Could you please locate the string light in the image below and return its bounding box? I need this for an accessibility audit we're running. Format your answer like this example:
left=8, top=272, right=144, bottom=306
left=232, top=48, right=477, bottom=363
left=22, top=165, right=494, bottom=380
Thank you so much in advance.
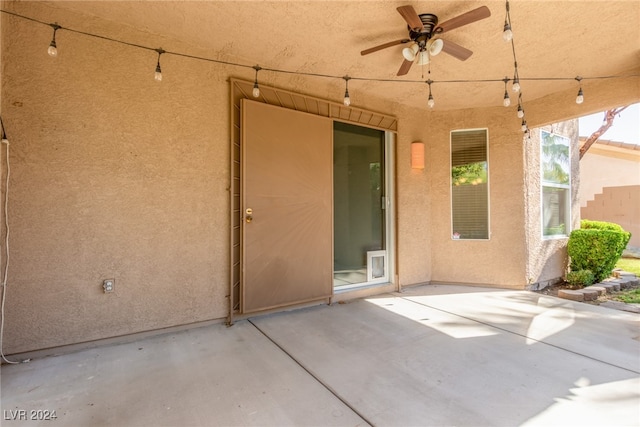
left=502, top=21, right=513, bottom=42
left=502, top=1, right=513, bottom=42
left=343, top=76, right=351, bottom=106
left=575, top=76, right=584, bottom=104
left=427, top=79, right=435, bottom=108
left=0, top=9, right=635, bottom=112
left=512, top=64, right=520, bottom=92
left=502, top=77, right=511, bottom=107
left=516, top=96, right=524, bottom=118
left=521, top=119, right=527, bottom=132
left=154, top=48, right=164, bottom=82
left=252, top=65, right=262, bottom=98
left=47, top=23, right=61, bottom=57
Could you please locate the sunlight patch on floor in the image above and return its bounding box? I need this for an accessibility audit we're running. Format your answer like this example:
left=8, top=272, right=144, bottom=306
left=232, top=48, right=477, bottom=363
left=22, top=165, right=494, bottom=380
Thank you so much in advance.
left=525, top=300, right=576, bottom=345
left=520, top=377, right=640, bottom=426
left=366, top=296, right=499, bottom=339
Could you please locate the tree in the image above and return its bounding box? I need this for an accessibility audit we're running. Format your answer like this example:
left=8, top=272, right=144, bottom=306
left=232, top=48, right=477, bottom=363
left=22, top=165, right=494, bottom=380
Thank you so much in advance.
left=579, top=106, right=629, bottom=160
left=541, top=131, right=570, bottom=184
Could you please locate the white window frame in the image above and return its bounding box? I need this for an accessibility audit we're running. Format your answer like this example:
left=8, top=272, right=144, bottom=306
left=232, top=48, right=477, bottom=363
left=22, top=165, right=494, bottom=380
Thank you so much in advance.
left=540, top=130, right=571, bottom=239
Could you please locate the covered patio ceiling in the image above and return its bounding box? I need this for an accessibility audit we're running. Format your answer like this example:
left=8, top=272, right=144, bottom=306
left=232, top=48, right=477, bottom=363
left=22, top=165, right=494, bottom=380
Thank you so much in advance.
left=4, top=1, right=640, bottom=112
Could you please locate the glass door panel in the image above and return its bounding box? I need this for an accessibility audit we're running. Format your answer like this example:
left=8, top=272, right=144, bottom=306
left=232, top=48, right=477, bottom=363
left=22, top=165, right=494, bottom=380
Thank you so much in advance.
left=333, top=122, right=387, bottom=289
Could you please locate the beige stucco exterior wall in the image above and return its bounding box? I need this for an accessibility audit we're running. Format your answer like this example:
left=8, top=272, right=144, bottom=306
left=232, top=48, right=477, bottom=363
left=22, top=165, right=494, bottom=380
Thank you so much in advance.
left=1, top=2, right=234, bottom=353
left=579, top=143, right=640, bottom=207
left=1, top=2, right=638, bottom=354
left=524, top=120, right=581, bottom=289
left=395, top=105, right=543, bottom=290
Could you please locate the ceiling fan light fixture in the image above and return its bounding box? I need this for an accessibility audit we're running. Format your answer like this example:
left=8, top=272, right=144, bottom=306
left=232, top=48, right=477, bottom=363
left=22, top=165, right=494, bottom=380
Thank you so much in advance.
left=427, top=38, right=444, bottom=56
left=416, top=50, right=430, bottom=66
left=402, top=43, right=420, bottom=61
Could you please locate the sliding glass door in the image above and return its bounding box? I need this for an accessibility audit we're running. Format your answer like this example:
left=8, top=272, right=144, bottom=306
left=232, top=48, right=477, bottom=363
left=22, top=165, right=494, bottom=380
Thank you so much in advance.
left=333, top=122, right=393, bottom=290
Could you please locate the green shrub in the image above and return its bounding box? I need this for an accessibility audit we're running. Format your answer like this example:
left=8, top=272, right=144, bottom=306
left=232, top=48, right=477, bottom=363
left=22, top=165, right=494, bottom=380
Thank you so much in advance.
left=581, top=220, right=631, bottom=261
left=581, top=219, right=625, bottom=232
left=565, top=269, right=595, bottom=289
left=568, top=223, right=631, bottom=282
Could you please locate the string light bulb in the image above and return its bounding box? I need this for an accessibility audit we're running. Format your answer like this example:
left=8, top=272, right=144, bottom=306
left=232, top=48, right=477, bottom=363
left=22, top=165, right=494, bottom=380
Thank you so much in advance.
left=521, top=119, right=527, bottom=132
left=512, top=68, right=520, bottom=92
left=503, top=1, right=513, bottom=42
left=154, top=48, right=165, bottom=82
left=48, top=23, right=61, bottom=57
left=502, top=21, right=513, bottom=42
left=343, top=76, right=351, bottom=106
left=516, top=93, right=524, bottom=118
left=426, top=79, right=435, bottom=108
left=575, top=77, right=584, bottom=104
left=252, top=65, right=262, bottom=98
left=502, top=77, right=511, bottom=107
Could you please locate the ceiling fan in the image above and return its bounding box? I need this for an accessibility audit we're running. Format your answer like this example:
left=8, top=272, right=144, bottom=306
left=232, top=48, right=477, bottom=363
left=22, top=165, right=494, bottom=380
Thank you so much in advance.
left=361, top=5, right=491, bottom=76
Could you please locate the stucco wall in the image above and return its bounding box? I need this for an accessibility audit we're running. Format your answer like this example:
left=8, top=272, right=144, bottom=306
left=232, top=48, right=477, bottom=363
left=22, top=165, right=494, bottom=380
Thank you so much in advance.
left=524, top=120, right=581, bottom=289
left=423, top=107, right=529, bottom=288
left=1, top=1, right=637, bottom=354
left=579, top=144, right=640, bottom=207
left=1, top=2, right=232, bottom=353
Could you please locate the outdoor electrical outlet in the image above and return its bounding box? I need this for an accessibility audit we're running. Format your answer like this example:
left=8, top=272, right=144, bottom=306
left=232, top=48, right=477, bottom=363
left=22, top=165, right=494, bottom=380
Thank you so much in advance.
left=103, top=279, right=115, bottom=293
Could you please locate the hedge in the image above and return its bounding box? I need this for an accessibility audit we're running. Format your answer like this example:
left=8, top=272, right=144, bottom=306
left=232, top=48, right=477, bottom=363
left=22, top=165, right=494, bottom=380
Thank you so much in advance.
left=568, top=221, right=631, bottom=282
left=580, top=220, right=625, bottom=232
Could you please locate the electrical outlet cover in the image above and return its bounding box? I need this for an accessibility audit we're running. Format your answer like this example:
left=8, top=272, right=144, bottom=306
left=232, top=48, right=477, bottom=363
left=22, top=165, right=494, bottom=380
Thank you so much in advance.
left=103, top=279, right=115, bottom=293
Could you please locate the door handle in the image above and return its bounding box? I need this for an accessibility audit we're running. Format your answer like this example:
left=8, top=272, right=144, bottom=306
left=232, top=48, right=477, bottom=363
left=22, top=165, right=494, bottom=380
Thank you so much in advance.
left=245, top=208, right=253, bottom=223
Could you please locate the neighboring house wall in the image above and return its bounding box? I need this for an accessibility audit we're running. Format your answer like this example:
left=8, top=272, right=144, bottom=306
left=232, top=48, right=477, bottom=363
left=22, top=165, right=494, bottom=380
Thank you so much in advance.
left=579, top=139, right=640, bottom=248
left=0, top=2, right=637, bottom=354
left=579, top=139, right=640, bottom=207
left=582, top=185, right=640, bottom=248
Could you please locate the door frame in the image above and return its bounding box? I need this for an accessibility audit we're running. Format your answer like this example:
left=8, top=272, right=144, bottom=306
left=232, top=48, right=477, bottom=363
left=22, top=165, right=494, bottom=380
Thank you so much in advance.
left=332, top=127, right=396, bottom=292
left=228, top=78, right=398, bottom=324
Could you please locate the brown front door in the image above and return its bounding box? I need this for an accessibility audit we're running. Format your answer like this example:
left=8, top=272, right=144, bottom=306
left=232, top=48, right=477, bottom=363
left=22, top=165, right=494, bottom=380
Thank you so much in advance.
left=241, top=100, right=333, bottom=313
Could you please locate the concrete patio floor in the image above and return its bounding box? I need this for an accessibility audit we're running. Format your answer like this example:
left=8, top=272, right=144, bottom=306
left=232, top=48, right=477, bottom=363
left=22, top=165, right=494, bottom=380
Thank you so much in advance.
left=2, top=285, right=639, bottom=427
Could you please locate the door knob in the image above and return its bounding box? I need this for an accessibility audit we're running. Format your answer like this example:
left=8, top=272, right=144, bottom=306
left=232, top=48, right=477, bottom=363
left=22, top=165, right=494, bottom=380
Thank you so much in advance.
left=245, top=208, right=253, bottom=223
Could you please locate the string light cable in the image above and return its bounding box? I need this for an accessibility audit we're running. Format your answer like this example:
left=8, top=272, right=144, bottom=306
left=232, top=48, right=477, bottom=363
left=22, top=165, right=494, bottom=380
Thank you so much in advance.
left=0, top=8, right=636, bottom=108
left=0, top=116, right=28, bottom=365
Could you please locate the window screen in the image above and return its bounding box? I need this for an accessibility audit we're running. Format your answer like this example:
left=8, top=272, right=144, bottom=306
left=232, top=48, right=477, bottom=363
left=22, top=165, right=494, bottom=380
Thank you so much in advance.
left=451, top=129, right=489, bottom=240
left=540, top=130, right=570, bottom=237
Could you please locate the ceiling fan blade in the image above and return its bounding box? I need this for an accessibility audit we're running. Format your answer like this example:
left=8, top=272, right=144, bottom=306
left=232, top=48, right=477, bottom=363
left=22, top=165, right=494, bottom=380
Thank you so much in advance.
left=361, top=39, right=411, bottom=56
left=441, top=39, right=473, bottom=61
left=397, top=59, right=414, bottom=76
left=397, top=5, right=424, bottom=31
left=436, top=6, right=491, bottom=34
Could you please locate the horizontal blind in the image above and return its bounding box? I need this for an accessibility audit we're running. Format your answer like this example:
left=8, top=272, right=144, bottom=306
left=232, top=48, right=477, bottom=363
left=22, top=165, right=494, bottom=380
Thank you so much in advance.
left=451, top=129, right=487, bottom=166
left=451, top=129, right=489, bottom=239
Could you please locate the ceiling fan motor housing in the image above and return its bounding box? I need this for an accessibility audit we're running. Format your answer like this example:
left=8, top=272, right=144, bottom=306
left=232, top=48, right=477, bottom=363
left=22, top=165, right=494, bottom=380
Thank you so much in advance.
left=408, top=13, right=439, bottom=41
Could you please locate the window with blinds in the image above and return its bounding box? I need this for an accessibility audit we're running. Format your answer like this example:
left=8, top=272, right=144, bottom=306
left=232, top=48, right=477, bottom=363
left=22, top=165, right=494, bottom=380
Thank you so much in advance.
left=451, top=129, right=489, bottom=240
left=540, top=130, right=570, bottom=237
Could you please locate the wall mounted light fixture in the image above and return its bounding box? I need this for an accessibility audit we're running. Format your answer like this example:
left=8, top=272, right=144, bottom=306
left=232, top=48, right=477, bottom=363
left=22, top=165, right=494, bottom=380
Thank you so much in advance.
left=411, top=141, right=425, bottom=169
